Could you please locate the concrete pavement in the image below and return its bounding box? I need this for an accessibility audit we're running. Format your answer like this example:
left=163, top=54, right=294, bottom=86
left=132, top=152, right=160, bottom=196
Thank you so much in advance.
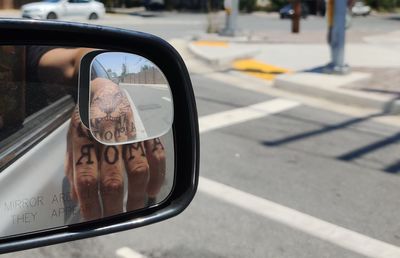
left=188, top=30, right=400, bottom=113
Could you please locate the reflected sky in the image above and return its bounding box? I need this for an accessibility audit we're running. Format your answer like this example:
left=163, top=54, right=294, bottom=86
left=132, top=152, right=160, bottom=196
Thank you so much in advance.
left=95, top=52, right=156, bottom=76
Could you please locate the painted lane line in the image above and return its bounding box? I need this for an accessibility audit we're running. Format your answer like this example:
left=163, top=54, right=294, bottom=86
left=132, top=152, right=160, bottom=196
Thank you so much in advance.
left=199, top=98, right=300, bottom=133
left=116, top=247, right=147, bottom=258
left=198, top=177, right=400, bottom=258
left=197, top=99, right=400, bottom=257
left=113, top=98, right=297, bottom=258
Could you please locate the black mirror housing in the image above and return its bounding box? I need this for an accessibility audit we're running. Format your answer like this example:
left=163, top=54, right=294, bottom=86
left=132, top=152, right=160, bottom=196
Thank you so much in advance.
left=0, top=19, right=199, bottom=253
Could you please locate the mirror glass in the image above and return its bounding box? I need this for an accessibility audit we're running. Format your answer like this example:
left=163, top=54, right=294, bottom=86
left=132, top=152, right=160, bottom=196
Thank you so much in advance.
left=88, top=52, right=174, bottom=145
left=0, top=46, right=175, bottom=238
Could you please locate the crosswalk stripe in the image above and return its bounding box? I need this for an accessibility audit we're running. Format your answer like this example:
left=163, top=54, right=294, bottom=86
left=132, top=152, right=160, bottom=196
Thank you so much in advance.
left=199, top=98, right=300, bottom=133
left=116, top=247, right=147, bottom=258
left=198, top=177, right=400, bottom=258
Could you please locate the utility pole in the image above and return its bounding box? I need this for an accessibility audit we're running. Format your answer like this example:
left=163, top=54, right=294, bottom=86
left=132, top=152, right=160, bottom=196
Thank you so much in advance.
left=220, top=0, right=239, bottom=36
left=326, top=0, right=349, bottom=74
left=292, top=0, right=301, bottom=33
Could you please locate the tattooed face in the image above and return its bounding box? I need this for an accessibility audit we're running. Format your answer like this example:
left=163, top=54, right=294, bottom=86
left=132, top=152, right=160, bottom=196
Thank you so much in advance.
left=89, top=78, right=136, bottom=143
left=91, top=89, right=124, bottom=120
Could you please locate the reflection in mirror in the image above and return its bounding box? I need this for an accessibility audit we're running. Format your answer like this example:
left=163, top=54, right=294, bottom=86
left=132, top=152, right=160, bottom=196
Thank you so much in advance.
left=0, top=46, right=174, bottom=239
left=89, top=52, right=174, bottom=145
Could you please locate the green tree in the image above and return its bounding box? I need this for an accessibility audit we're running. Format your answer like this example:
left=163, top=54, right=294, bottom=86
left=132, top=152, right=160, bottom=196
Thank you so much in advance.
left=240, top=0, right=257, bottom=12
left=364, top=0, right=399, bottom=11
left=269, top=0, right=288, bottom=11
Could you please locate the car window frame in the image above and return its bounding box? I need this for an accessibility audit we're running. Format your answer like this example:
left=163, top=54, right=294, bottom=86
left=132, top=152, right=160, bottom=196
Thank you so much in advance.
left=0, top=95, right=75, bottom=172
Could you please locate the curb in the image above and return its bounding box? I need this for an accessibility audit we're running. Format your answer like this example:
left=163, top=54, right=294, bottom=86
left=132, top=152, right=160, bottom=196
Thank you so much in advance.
left=187, top=42, right=260, bottom=70
left=274, top=72, right=400, bottom=114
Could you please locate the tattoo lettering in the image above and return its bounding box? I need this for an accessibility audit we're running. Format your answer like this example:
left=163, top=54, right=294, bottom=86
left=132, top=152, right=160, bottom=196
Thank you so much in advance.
left=104, top=146, right=119, bottom=165
left=152, top=138, right=164, bottom=153
left=124, top=143, right=145, bottom=161
left=89, top=119, right=101, bottom=139
left=104, top=131, right=113, bottom=141
left=76, top=144, right=95, bottom=165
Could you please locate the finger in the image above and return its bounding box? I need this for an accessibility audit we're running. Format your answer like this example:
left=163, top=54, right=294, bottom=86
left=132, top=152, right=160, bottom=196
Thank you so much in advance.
left=99, top=145, right=124, bottom=217
left=65, top=122, right=77, bottom=201
left=71, top=108, right=102, bottom=221
left=123, top=142, right=150, bottom=211
left=144, top=138, right=166, bottom=202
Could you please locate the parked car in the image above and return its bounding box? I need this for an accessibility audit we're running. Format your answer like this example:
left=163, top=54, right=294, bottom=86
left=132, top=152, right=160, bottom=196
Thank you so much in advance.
left=21, top=0, right=105, bottom=20
left=351, top=1, right=371, bottom=16
left=143, top=0, right=165, bottom=11
left=279, top=3, right=309, bottom=19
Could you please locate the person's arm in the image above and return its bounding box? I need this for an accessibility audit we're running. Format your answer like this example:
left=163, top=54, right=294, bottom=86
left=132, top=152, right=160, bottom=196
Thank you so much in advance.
left=36, top=48, right=93, bottom=100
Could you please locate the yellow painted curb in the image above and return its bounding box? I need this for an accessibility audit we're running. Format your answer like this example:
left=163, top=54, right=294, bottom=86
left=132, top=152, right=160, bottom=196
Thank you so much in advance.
left=193, top=41, right=229, bottom=47
left=233, top=59, right=291, bottom=80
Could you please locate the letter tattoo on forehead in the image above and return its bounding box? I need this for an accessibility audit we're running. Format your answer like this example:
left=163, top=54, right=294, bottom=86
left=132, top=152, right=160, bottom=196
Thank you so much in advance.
left=90, top=89, right=135, bottom=141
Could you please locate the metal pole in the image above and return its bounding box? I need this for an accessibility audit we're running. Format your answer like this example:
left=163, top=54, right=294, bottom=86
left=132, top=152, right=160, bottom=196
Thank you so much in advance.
left=220, top=0, right=239, bottom=36
left=292, top=0, right=301, bottom=33
left=327, top=0, right=349, bottom=74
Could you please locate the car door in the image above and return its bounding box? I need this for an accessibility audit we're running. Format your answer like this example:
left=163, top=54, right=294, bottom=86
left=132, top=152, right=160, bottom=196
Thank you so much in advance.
left=0, top=46, right=76, bottom=236
left=64, top=0, right=89, bottom=18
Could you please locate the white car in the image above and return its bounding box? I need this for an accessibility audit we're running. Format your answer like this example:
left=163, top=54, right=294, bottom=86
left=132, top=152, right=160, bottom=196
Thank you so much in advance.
left=21, top=0, right=105, bottom=20
left=351, top=1, right=371, bottom=16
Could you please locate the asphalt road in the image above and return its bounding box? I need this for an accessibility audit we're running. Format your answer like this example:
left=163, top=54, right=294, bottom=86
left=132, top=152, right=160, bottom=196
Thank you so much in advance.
left=120, top=83, right=173, bottom=139
left=5, top=70, right=400, bottom=258
left=2, top=11, right=400, bottom=258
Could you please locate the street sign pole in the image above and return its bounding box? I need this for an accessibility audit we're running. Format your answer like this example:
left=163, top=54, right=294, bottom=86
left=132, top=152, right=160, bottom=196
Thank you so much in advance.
left=326, top=0, right=349, bottom=74
left=220, top=0, right=239, bottom=36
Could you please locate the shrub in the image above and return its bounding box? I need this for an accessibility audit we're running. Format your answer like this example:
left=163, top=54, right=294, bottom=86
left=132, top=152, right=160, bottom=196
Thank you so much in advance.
left=240, top=0, right=257, bottom=12
left=364, top=0, right=400, bottom=11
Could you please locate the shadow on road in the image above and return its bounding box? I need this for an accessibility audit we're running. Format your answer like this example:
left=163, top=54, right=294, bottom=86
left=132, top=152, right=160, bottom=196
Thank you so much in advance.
left=385, top=16, right=400, bottom=21
left=262, top=112, right=400, bottom=174
left=337, top=132, right=400, bottom=174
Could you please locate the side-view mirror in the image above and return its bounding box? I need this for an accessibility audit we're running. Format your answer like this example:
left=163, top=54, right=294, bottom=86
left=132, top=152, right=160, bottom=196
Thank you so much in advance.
left=79, top=51, right=174, bottom=145
left=0, top=19, right=199, bottom=253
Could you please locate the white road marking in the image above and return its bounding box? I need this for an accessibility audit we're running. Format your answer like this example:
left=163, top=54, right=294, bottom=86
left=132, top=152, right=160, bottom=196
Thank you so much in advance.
left=198, top=177, right=400, bottom=258
left=115, top=98, right=400, bottom=257
left=116, top=247, right=147, bottom=258
left=199, top=98, right=300, bottom=133
left=197, top=99, right=400, bottom=257
left=162, top=97, right=171, bottom=102
left=122, top=89, right=148, bottom=139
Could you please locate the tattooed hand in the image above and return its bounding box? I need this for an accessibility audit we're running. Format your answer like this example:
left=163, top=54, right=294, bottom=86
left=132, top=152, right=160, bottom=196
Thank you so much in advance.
left=64, top=95, right=166, bottom=221
left=89, top=78, right=136, bottom=143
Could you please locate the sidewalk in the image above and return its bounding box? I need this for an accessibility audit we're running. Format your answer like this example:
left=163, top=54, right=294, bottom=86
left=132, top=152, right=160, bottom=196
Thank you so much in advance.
left=0, top=9, right=20, bottom=18
left=188, top=32, right=400, bottom=114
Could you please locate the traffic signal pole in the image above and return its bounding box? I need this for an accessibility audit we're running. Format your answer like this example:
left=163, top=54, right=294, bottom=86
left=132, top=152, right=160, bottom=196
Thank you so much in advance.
left=220, top=0, right=239, bottom=36
left=326, top=0, right=349, bottom=74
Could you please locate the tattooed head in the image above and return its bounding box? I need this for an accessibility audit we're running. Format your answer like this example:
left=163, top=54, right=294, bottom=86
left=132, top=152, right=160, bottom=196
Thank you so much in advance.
left=89, top=78, right=136, bottom=143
